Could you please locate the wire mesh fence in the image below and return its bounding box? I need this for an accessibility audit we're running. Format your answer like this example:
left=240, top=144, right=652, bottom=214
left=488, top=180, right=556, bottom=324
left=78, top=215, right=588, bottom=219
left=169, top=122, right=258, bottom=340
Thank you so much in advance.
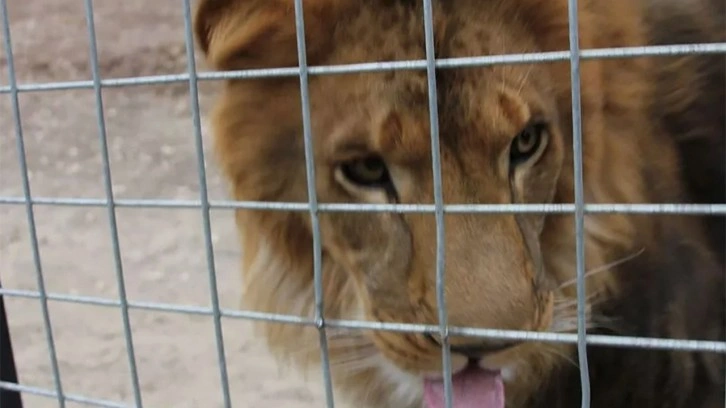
left=1, top=0, right=725, bottom=407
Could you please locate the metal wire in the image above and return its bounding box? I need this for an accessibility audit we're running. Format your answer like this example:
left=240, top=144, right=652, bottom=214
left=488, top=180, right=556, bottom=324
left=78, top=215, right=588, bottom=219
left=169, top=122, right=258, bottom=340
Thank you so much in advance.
left=565, top=0, right=591, bottom=406
left=723, top=38, right=726, bottom=408
left=1, top=0, right=66, bottom=406
left=1, top=0, right=725, bottom=406
left=2, top=196, right=725, bottom=215
left=420, top=0, right=454, bottom=407
left=1, top=286, right=725, bottom=353
left=0, top=381, right=128, bottom=408
left=180, top=1, right=233, bottom=406
left=292, top=0, right=336, bottom=406
left=0, top=43, right=724, bottom=94
left=82, top=1, right=144, bottom=406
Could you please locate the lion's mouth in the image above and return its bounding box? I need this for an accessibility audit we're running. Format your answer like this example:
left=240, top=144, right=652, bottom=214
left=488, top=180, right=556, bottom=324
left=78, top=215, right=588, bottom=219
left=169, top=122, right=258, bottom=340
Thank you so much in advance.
left=422, top=363, right=504, bottom=408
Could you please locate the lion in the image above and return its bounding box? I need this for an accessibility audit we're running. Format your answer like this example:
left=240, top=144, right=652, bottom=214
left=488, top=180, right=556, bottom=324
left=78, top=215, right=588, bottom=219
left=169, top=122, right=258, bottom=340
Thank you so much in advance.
left=192, top=0, right=726, bottom=407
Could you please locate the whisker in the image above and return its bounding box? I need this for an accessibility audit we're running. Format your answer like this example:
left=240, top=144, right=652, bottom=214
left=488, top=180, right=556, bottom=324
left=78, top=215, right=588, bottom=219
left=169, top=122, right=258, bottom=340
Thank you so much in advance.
left=540, top=343, right=579, bottom=369
left=554, top=290, right=600, bottom=306
left=330, top=354, right=377, bottom=367
left=558, top=247, right=645, bottom=290
left=326, top=330, right=373, bottom=340
left=331, top=357, right=379, bottom=372
left=285, top=338, right=374, bottom=361
left=551, top=299, right=619, bottom=334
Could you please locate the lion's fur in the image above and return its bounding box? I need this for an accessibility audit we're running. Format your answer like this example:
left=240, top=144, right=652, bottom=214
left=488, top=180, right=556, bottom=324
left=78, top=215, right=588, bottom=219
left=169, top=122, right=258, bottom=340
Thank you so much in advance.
left=193, top=0, right=725, bottom=406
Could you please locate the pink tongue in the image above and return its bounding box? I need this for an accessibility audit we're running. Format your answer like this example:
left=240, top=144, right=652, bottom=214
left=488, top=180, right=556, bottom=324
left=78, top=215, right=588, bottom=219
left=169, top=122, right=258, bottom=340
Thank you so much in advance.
left=423, top=366, right=504, bottom=408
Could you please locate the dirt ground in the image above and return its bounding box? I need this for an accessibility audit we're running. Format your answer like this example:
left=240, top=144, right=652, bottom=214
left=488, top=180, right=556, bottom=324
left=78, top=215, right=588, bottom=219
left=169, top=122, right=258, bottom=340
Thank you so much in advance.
left=0, top=1, right=326, bottom=407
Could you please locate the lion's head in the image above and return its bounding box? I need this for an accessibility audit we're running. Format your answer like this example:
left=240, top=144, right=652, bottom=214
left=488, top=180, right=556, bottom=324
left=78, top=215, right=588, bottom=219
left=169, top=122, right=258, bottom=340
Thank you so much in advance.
left=194, top=0, right=666, bottom=406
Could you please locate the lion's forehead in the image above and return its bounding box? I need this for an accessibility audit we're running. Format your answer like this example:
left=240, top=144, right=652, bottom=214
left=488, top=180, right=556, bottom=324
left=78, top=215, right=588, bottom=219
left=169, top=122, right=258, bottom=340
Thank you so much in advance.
left=306, top=4, right=547, bottom=155
left=326, top=1, right=537, bottom=63
left=301, top=2, right=552, bottom=191
left=309, top=68, right=540, bottom=169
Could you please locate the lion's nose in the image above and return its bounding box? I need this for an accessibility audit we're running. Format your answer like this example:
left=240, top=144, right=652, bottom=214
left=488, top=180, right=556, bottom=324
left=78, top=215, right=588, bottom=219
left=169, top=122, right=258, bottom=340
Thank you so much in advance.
left=424, top=333, right=519, bottom=359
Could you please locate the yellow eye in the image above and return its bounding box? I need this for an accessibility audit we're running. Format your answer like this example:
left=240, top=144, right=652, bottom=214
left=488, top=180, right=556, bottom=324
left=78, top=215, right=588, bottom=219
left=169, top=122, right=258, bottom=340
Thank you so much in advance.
left=340, top=156, right=390, bottom=187
left=510, top=122, right=547, bottom=165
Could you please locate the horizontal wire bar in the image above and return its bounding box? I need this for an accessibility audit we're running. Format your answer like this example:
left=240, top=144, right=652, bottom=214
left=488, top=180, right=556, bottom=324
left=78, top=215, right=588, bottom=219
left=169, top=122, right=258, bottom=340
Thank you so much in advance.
left=2, top=287, right=724, bottom=354
left=0, top=288, right=312, bottom=323
left=0, top=43, right=723, bottom=94
left=0, top=196, right=724, bottom=214
left=0, top=381, right=129, bottom=408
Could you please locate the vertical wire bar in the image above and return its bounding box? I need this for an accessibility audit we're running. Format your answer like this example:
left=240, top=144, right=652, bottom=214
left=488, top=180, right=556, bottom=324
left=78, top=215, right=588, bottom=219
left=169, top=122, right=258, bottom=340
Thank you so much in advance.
left=81, top=1, right=143, bottom=406
left=723, top=57, right=726, bottom=408
left=0, top=1, right=66, bottom=406
left=292, top=0, right=335, bottom=406
left=180, top=1, right=232, bottom=407
left=421, top=1, right=454, bottom=407
left=724, top=133, right=726, bottom=408
left=564, top=0, right=591, bottom=406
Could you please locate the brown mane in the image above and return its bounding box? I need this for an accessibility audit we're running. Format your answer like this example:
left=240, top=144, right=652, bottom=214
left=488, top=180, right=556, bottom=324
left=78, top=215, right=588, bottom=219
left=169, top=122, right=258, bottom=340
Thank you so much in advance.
left=193, top=0, right=725, bottom=406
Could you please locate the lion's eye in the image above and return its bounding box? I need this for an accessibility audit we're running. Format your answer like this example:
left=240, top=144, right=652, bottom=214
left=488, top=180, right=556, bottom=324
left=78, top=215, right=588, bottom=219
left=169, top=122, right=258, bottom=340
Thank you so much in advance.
left=340, top=156, right=391, bottom=188
left=510, top=122, right=547, bottom=165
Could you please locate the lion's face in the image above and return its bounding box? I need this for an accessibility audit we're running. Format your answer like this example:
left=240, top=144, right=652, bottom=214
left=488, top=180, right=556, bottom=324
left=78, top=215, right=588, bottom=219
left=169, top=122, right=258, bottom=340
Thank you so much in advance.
left=307, top=60, right=565, bottom=377
left=194, top=0, right=643, bottom=405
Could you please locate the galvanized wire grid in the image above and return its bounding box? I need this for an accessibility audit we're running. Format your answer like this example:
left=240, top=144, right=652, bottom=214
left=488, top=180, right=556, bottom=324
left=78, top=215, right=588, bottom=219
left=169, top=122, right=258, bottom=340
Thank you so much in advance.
left=1, top=0, right=726, bottom=407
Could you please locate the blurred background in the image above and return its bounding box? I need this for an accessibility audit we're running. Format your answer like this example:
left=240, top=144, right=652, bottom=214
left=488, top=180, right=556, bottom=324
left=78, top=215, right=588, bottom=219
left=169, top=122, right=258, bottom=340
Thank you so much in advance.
left=0, top=1, right=325, bottom=406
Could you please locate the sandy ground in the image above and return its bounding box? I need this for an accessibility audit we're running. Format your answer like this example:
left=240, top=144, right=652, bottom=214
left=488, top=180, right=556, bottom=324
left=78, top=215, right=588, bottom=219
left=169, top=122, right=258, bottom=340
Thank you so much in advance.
left=0, top=1, right=326, bottom=407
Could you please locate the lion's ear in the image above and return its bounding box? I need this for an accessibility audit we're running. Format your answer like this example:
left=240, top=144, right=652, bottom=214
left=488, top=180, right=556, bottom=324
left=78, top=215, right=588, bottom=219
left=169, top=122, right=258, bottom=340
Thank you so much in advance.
left=193, top=0, right=347, bottom=71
